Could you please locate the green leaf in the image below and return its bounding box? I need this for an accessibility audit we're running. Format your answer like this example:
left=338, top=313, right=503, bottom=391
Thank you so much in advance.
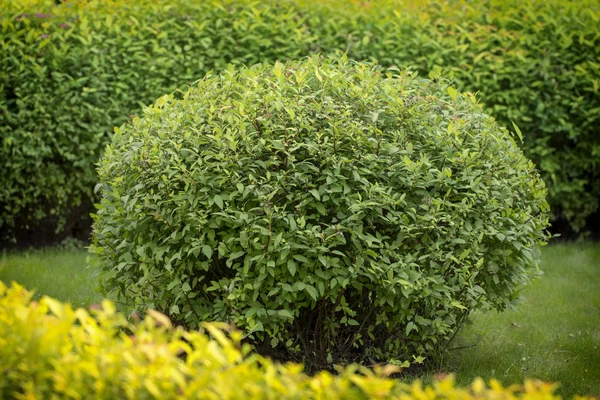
left=314, top=68, right=322, bottom=82
left=167, top=279, right=180, bottom=290
left=214, top=194, right=224, bottom=209
left=309, top=189, right=320, bottom=200
left=293, top=254, right=309, bottom=263
left=406, top=321, right=417, bottom=336
left=287, top=259, right=297, bottom=277
left=273, top=232, right=283, bottom=249
left=318, top=255, right=327, bottom=267
left=459, top=249, right=471, bottom=261
left=249, top=321, right=264, bottom=332
left=136, top=246, right=145, bottom=257
left=229, top=251, right=245, bottom=261
left=278, top=309, right=294, bottom=319
left=305, top=285, right=318, bottom=301
left=447, top=86, right=458, bottom=100
left=202, top=245, right=212, bottom=259
left=315, top=202, right=326, bottom=215
left=450, top=300, right=467, bottom=310
left=511, top=121, right=524, bottom=142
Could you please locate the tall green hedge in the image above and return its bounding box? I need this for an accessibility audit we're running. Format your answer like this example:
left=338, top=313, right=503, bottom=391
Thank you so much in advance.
left=1, top=0, right=598, bottom=244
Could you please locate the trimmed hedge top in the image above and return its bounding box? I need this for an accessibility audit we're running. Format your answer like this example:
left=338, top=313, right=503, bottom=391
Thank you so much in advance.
left=92, top=56, right=549, bottom=368
left=0, top=281, right=578, bottom=399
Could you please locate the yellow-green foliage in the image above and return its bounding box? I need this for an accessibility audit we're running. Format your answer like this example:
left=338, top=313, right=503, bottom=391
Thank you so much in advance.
left=0, top=281, right=590, bottom=399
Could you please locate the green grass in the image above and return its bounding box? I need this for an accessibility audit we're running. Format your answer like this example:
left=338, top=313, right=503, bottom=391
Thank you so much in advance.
left=0, top=243, right=598, bottom=397
left=0, top=248, right=101, bottom=308
left=443, top=243, right=600, bottom=397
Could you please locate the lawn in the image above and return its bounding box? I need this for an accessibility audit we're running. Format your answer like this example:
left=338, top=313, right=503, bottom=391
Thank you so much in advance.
left=1, top=242, right=598, bottom=397
left=0, top=247, right=101, bottom=308
left=444, top=243, right=600, bottom=397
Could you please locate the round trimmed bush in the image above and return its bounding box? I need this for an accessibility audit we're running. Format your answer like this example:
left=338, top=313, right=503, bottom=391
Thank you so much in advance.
left=91, top=56, right=549, bottom=369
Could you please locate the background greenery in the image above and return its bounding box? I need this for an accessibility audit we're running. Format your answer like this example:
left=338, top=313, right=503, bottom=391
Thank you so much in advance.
left=1, top=0, right=599, bottom=246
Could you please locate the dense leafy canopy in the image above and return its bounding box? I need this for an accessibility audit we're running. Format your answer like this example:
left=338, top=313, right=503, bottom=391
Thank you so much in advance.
left=92, top=57, right=549, bottom=368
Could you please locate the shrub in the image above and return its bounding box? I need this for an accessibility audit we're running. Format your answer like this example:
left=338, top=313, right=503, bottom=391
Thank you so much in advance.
left=0, top=281, right=576, bottom=399
left=0, top=0, right=597, bottom=245
left=91, top=57, right=549, bottom=368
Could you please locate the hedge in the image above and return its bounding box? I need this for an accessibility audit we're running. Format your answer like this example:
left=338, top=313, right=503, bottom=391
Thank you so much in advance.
left=91, top=56, right=549, bottom=368
left=0, top=0, right=598, bottom=245
left=0, top=281, right=586, bottom=399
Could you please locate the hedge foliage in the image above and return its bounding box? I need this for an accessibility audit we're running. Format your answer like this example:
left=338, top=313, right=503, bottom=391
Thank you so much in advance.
left=91, top=57, right=549, bottom=368
left=0, top=281, right=585, bottom=399
left=0, top=0, right=598, bottom=244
